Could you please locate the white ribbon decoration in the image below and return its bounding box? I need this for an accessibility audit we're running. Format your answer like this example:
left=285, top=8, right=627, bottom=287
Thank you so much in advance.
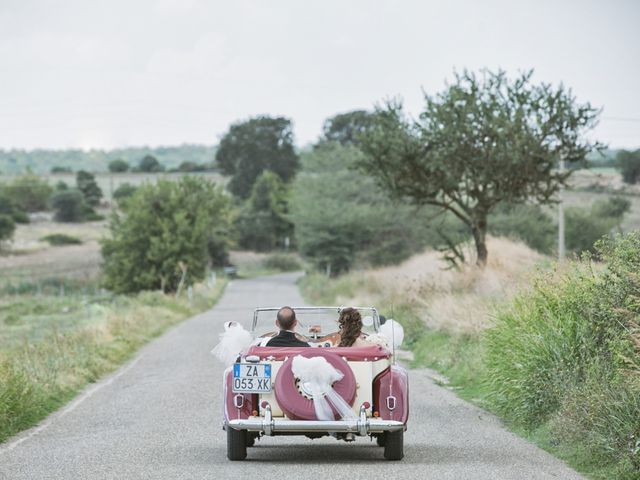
left=291, top=355, right=357, bottom=421
left=211, top=321, right=253, bottom=366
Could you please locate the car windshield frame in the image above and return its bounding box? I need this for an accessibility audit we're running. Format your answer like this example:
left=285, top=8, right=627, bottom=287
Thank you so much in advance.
left=251, top=306, right=380, bottom=336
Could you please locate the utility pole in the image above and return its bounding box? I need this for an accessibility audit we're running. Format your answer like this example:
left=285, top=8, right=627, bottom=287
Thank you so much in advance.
left=558, top=157, right=566, bottom=261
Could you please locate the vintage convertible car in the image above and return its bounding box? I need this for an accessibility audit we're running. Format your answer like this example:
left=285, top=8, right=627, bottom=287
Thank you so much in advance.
left=221, top=306, right=409, bottom=461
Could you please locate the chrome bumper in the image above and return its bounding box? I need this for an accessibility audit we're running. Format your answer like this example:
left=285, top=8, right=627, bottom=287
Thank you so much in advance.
left=226, top=404, right=404, bottom=436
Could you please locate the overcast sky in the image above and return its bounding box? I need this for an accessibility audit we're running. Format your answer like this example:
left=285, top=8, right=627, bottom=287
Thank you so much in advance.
left=1, top=0, right=639, bottom=150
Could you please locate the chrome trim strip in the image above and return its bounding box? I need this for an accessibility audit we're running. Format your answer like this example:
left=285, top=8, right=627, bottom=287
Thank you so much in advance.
left=226, top=418, right=404, bottom=434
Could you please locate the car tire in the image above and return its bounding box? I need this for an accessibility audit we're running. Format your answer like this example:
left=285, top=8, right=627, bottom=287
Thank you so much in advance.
left=376, top=433, right=386, bottom=447
left=383, top=430, right=404, bottom=460
left=227, top=428, right=247, bottom=461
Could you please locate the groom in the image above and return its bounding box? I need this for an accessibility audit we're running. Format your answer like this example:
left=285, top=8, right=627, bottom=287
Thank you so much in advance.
left=266, top=306, right=310, bottom=347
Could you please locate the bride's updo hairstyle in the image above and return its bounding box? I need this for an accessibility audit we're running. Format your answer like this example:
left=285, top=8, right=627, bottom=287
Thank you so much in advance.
left=337, top=307, right=362, bottom=347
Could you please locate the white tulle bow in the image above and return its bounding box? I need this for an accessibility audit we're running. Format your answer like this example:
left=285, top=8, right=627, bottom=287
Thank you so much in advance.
left=291, top=355, right=357, bottom=421
left=210, top=322, right=253, bottom=366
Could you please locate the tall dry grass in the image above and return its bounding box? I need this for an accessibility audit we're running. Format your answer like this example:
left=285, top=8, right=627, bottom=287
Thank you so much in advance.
left=0, top=281, right=226, bottom=443
left=325, top=237, right=545, bottom=334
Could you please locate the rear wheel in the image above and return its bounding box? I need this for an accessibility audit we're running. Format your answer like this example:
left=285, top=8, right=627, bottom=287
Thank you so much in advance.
left=383, top=430, right=404, bottom=460
left=226, top=428, right=247, bottom=460
left=376, top=434, right=386, bottom=447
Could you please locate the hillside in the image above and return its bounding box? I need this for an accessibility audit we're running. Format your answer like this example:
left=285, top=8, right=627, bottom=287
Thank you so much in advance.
left=0, top=144, right=217, bottom=175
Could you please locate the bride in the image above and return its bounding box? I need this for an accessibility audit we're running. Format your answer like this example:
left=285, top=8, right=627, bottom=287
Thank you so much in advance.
left=337, top=307, right=404, bottom=348
left=337, top=307, right=374, bottom=347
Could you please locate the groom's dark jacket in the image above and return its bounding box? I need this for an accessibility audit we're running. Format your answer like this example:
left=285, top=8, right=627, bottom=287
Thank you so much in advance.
left=266, top=330, right=310, bottom=347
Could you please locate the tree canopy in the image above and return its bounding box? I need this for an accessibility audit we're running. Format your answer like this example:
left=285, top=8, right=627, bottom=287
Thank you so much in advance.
left=290, top=143, right=443, bottom=275
left=0, top=214, right=15, bottom=245
left=320, top=110, right=377, bottom=146
left=235, top=171, right=293, bottom=251
left=108, top=159, right=130, bottom=173
left=616, top=149, right=640, bottom=185
left=50, top=189, right=86, bottom=222
left=3, top=173, right=52, bottom=212
left=76, top=170, right=103, bottom=207
left=137, top=155, right=164, bottom=173
left=101, top=177, right=232, bottom=293
left=358, top=69, right=602, bottom=265
left=216, top=116, right=299, bottom=199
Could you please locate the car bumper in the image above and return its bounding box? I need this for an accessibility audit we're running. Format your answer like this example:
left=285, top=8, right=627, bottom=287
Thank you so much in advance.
left=226, top=417, right=405, bottom=435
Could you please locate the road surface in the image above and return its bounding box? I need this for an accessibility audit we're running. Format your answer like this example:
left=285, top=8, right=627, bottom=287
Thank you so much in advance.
left=0, top=273, right=582, bottom=480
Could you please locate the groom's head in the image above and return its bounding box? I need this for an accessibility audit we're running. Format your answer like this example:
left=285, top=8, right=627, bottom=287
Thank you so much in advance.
left=276, top=306, right=296, bottom=331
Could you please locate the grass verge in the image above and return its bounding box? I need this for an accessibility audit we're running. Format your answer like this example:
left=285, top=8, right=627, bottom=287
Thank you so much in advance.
left=0, top=278, right=227, bottom=443
left=298, top=234, right=640, bottom=480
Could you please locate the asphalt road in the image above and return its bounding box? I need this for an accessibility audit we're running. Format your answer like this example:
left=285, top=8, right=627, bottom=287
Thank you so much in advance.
left=0, top=273, right=583, bottom=480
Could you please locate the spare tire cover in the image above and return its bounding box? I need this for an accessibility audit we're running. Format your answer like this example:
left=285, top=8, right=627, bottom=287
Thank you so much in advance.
left=274, top=349, right=357, bottom=420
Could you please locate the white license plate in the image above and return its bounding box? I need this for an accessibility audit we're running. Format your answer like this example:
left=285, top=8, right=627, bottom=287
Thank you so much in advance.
left=232, top=363, right=272, bottom=393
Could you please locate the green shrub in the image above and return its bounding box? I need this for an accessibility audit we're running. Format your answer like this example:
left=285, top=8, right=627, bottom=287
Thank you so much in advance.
left=112, top=183, right=137, bottom=204
left=108, top=159, right=129, bottom=173
left=489, top=203, right=556, bottom=253
left=76, top=170, right=102, bottom=207
left=40, top=233, right=83, bottom=246
left=565, top=196, right=630, bottom=255
left=0, top=214, right=15, bottom=243
left=0, top=189, right=29, bottom=224
left=82, top=208, right=104, bottom=222
left=262, top=253, right=302, bottom=272
left=235, top=171, right=293, bottom=252
left=4, top=174, right=53, bottom=212
left=101, top=177, right=232, bottom=293
left=50, top=189, right=87, bottom=222
left=484, top=232, right=640, bottom=473
left=565, top=206, right=613, bottom=255
left=617, top=149, right=640, bottom=185
left=137, top=155, right=164, bottom=172
left=176, top=161, right=209, bottom=172
left=290, top=143, right=446, bottom=274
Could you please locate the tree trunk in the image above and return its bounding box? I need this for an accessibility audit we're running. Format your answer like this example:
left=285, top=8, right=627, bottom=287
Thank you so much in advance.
left=472, top=216, right=488, bottom=267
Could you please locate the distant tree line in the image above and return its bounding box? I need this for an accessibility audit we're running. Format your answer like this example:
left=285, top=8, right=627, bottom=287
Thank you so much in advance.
left=0, top=144, right=217, bottom=175
left=107, top=155, right=216, bottom=174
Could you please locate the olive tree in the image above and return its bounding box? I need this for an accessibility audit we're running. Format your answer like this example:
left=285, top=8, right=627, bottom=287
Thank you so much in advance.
left=358, top=70, right=602, bottom=265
